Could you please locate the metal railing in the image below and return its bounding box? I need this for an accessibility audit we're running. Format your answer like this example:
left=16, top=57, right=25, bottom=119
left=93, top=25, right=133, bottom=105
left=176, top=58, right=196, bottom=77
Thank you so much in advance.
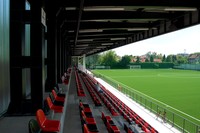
left=94, top=72, right=200, bottom=133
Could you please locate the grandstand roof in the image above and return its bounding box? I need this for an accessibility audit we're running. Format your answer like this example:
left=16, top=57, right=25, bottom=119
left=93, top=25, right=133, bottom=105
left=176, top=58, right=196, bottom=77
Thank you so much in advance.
left=44, top=0, right=200, bottom=56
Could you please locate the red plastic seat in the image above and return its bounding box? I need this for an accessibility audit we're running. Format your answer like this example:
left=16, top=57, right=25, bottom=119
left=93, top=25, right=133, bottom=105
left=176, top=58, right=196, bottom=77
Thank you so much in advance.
left=101, top=112, right=112, bottom=121
left=81, top=110, right=96, bottom=124
left=110, top=125, right=120, bottom=133
left=128, top=128, right=134, bottom=133
left=83, top=124, right=99, bottom=133
left=36, top=109, right=60, bottom=132
left=142, top=126, right=151, bottom=133
left=150, top=128, right=156, bottom=133
left=101, top=112, right=105, bottom=120
left=52, top=89, right=65, bottom=102
left=46, top=97, right=63, bottom=113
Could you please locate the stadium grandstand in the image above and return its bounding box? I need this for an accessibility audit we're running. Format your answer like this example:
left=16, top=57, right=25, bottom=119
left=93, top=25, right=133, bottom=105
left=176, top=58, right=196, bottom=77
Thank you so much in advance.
left=0, top=0, right=200, bottom=133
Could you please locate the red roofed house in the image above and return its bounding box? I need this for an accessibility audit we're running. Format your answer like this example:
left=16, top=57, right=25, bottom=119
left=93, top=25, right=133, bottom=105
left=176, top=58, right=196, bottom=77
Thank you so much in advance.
left=153, top=59, right=162, bottom=63
left=188, top=54, right=200, bottom=64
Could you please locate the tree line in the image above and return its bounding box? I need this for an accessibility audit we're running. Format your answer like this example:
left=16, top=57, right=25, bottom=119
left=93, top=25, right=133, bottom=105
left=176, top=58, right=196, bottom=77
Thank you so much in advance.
left=85, top=50, right=197, bottom=69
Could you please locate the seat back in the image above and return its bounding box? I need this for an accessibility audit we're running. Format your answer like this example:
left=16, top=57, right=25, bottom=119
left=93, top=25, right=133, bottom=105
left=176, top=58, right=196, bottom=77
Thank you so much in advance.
left=52, top=89, right=58, bottom=99
left=49, top=92, right=55, bottom=102
left=36, top=109, right=46, bottom=128
left=43, top=99, right=50, bottom=114
left=28, top=119, right=41, bottom=133
left=46, top=97, right=53, bottom=108
left=150, top=128, right=156, bottom=133
left=55, top=84, right=60, bottom=91
left=101, top=112, right=105, bottom=120
left=83, top=124, right=89, bottom=133
left=54, top=87, right=59, bottom=94
left=81, top=110, right=86, bottom=119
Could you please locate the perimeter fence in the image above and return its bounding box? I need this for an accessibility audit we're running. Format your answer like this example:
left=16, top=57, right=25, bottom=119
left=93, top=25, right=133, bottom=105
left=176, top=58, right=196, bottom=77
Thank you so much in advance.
left=93, top=72, right=200, bottom=133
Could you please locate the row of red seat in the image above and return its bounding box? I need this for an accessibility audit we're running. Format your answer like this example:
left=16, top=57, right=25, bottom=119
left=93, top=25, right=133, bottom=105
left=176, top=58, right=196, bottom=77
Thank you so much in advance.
left=31, top=87, right=66, bottom=133
left=38, top=86, right=67, bottom=132
left=46, top=89, right=65, bottom=113
left=36, top=109, right=61, bottom=132
left=124, top=123, right=134, bottom=133
left=101, top=112, right=120, bottom=133
left=83, top=74, right=119, bottom=116
left=80, top=73, right=102, bottom=106
left=29, top=70, right=69, bottom=133
left=79, top=102, right=99, bottom=133
left=85, top=73, right=157, bottom=133
left=36, top=86, right=67, bottom=132
left=75, top=70, right=86, bottom=96
left=46, top=96, right=63, bottom=113
left=104, top=90, right=156, bottom=133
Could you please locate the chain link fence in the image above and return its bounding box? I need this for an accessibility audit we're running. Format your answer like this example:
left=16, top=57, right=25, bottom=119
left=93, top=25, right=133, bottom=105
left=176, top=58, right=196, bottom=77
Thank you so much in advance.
left=174, top=64, right=200, bottom=71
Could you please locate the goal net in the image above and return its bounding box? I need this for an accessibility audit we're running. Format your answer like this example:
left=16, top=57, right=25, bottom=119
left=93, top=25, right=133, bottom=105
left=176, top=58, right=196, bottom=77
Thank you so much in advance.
left=94, top=65, right=111, bottom=69
left=129, top=65, right=141, bottom=69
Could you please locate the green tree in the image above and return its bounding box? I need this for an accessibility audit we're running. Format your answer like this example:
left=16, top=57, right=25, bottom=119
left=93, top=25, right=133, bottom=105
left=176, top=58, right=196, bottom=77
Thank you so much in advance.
left=157, top=53, right=163, bottom=59
left=86, top=54, right=100, bottom=68
left=162, top=55, right=166, bottom=62
left=100, top=50, right=118, bottom=68
left=150, top=55, right=154, bottom=62
left=176, top=55, right=188, bottom=64
left=172, top=55, right=177, bottom=63
left=145, top=58, right=149, bottom=62
left=136, top=56, right=140, bottom=63
left=152, top=52, right=157, bottom=58
left=119, top=55, right=131, bottom=68
left=145, top=51, right=152, bottom=59
left=166, top=55, right=173, bottom=62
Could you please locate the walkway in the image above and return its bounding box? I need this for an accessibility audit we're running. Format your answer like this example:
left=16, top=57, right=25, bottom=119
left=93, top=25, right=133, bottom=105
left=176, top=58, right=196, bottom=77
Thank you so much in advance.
left=63, top=69, right=126, bottom=133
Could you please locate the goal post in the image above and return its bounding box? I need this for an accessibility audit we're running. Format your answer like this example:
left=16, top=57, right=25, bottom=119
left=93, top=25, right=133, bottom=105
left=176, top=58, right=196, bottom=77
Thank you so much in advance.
left=94, top=65, right=110, bottom=69
left=129, top=65, right=141, bottom=69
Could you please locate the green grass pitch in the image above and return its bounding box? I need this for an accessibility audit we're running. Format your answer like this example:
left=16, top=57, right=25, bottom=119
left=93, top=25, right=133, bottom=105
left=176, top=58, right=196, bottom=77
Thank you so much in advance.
left=92, top=69, right=200, bottom=125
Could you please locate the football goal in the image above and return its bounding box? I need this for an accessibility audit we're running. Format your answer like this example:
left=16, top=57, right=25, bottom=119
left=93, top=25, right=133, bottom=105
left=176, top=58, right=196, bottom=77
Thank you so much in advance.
left=129, top=65, right=141, bottom=69
left=95, top=65, right=111, bottom=69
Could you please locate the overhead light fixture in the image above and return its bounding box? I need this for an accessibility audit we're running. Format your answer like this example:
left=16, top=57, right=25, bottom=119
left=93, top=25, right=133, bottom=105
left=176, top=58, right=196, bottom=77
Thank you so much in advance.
left=93, top=48, right=101, bottom=50
left=111, top=38, right=126, bottom=40
left=68, top=30, right=74, bottom=33
left=151, top=27, right=157, bottom=30
left=79, top=29, right=103, bottom=33
left=77, top=39, right=93, bottom=42
left=164, top=7, right=197, bottom=11
left=101, top=43, right=113, bottom=45
left=65, top=7, right=76, bottom=10
left=84, top=6, right=124, bottom=11
left=96, top=46, right=106, bottom=48
left=127, top=28, right=149, bottom=31
left=75, top=47, right=86, bottom=49
left=82, top=20, right=108, bottom=22
left=76, top=44, right=89, bottom=47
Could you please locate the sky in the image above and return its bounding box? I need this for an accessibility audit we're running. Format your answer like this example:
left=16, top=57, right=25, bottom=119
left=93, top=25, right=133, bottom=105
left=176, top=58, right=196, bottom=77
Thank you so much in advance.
left=113, top=24, right=200, bottom=56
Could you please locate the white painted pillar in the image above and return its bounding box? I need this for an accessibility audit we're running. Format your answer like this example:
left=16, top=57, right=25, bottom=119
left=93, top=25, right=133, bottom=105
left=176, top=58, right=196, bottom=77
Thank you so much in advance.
left=77, top=56, right=80, bottom=68
left=83, top=54, right=86, bottom=72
